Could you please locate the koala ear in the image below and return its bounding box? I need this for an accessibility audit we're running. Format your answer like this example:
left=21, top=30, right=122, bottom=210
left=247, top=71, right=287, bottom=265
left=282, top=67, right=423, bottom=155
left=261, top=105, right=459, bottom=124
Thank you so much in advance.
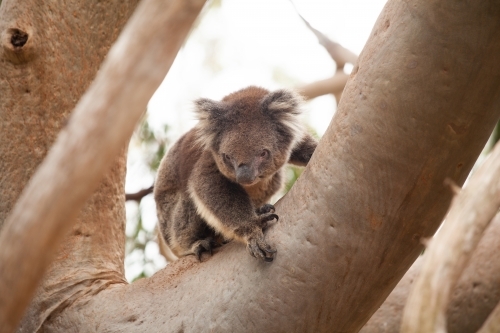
left=194, top=98, right=226, bottom=150
left=194, top=98, right=225, bottom=121
left=261, top=89, right=303, bottom=143
left=261, top=89, right=303, bottom=116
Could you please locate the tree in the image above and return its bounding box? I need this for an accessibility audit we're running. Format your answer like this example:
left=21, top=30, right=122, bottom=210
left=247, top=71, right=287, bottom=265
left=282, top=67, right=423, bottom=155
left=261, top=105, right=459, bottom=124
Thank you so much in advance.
left=1, top=1, right=500, bottom=332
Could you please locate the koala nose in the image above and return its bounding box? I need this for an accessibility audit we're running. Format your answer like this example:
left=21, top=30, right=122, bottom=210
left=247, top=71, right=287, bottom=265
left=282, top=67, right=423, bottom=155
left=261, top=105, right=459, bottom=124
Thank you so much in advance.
left=235, top=164, right=257, bottom=185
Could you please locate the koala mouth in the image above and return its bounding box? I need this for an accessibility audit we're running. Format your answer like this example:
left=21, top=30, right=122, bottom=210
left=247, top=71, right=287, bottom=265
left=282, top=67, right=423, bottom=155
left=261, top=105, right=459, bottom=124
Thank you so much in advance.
left=240, top=179, right=260, bottom=187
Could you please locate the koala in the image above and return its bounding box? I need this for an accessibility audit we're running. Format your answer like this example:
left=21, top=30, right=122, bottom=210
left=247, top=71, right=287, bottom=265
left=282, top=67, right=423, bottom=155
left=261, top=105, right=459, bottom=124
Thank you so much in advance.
left=154, top=86, right=317, bottom=262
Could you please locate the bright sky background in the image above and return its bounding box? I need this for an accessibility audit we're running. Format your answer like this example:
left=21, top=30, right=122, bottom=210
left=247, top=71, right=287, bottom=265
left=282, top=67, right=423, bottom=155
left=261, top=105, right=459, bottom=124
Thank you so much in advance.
left=148, top=0, right=388, bottom=139
left=125, top=0, right=388, bottom=281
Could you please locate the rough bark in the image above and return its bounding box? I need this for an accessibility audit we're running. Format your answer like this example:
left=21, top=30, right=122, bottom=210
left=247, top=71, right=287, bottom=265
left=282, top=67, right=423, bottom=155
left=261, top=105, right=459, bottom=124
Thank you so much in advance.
left=361, top=212, right=500, bottom=333
left=1, top=0, right=500, bottom=332
left=0, top=0, right=204, bottom=332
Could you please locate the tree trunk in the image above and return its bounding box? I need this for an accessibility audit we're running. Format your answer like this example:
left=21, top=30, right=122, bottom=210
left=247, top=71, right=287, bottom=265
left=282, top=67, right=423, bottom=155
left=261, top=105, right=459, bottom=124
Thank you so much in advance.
left=0, top=1, right=140, bottom=330
left=1, top=0, right=500, bottom=332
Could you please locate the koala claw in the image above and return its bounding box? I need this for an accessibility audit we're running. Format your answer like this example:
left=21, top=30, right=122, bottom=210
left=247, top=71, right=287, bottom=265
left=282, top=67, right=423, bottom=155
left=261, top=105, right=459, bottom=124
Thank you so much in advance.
left=259, top=213, right=279, bottom=229
left=256, top=204, right=275, bottom=215
left=247, top=233, right=276, bottom=262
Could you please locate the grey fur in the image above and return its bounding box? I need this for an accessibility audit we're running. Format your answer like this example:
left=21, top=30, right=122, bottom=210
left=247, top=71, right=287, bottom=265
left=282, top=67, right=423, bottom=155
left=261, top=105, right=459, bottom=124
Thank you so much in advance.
left=154, top=86, right=317, bottom=262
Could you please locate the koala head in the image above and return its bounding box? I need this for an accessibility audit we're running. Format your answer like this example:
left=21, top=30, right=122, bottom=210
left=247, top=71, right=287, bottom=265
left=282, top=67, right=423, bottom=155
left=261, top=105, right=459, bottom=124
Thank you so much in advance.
left=194, top=86, right=304, bottom=185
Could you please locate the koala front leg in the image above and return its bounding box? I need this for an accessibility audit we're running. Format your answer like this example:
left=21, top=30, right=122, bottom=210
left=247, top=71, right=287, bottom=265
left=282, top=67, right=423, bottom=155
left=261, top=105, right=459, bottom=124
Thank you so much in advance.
left=288, top=133, right=318, bottom=166
left=189, top=161, right=278, bottom=262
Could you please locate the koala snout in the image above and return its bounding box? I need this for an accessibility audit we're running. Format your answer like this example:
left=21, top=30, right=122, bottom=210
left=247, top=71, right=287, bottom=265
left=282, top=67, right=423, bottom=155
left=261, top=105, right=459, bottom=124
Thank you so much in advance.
left=236, top=165, right=258, bottom=185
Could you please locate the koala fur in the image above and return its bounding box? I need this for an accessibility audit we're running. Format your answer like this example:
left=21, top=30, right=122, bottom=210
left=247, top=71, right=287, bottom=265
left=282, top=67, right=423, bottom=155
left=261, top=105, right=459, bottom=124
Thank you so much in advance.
left=154, top=86, right=317, bottom=262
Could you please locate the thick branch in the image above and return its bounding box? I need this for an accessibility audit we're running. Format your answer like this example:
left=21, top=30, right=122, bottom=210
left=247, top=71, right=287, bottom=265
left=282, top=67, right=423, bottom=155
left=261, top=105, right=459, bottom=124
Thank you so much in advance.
left=402, top=142, right=500, bottom=332
left=0, top=0, right=204, bottom=331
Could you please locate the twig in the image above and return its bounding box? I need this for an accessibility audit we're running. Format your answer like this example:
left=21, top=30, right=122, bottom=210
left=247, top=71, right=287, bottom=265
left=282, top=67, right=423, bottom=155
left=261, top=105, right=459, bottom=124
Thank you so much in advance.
left=126, top=185, right=154, bottom=202
left=288, top=0, right=358, bottom=69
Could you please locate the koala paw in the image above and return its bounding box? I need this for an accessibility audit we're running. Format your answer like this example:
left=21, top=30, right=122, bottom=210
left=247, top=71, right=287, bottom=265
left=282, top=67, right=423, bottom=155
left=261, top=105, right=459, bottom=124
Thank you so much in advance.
left=247, top=230, right=277, bottom=262
left=192, top=237, right=216, bottom=262
left=256, top=203, right=275, bottom=215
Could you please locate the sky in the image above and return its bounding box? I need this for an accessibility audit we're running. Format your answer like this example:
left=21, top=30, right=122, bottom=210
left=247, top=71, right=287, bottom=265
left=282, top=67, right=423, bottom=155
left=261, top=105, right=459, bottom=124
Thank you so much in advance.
left=124, top=0, right=388, bottom=281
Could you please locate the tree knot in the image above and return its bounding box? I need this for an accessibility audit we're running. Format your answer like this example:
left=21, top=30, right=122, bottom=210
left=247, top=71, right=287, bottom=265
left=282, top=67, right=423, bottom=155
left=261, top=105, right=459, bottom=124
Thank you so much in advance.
left=2, top=26, right=35, bottom=64
left=10, top=28, right=29, bottom=48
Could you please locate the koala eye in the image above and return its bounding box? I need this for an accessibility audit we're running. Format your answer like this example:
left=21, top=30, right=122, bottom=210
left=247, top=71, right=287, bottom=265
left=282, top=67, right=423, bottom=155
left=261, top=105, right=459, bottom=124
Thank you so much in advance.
left=223, top=153, right=231, bottom=162
left=260, top=149, right=270, bottom=159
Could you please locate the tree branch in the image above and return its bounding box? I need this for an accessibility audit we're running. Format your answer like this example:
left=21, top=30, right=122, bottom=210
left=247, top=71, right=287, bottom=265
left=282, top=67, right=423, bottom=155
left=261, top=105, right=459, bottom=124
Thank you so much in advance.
left=291, top=0, right=357, bottom=104
left=297, top=72, right=349, bottom=102
left=289, top=0, right=358, bottom=69
left=125, top=185, right=154, bottom=202
left=402, top=142, right=500, bottom=332
left=362, top=211, right=500, bottom=332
